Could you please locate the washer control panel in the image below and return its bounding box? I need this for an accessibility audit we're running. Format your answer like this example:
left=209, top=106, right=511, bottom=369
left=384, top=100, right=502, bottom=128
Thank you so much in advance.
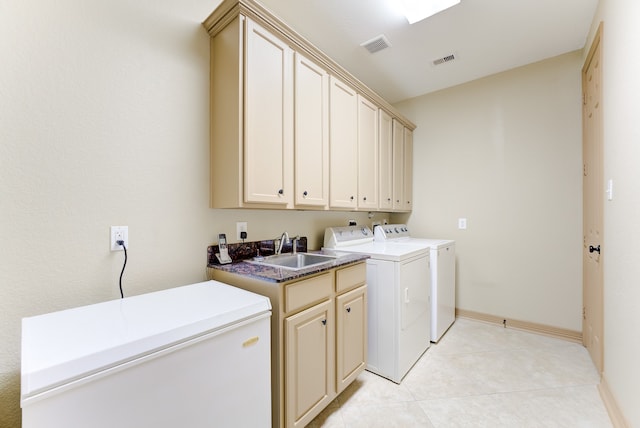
left=324, top=225, right=374, bottom=248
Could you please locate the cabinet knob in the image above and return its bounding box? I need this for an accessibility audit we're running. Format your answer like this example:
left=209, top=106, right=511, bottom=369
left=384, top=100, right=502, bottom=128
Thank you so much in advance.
left=350, top=196, right=354, bottom=201
left=346, top=307, right=351, bottom=313
left=387, top=198, right=391, bottom=202
left=321, top=319, right=327, bottom=326
left=363, top=196, right=367, bottom=201
left=303, top=190, right=308, bottom=197
left=278, top=189, right=284, bottom=195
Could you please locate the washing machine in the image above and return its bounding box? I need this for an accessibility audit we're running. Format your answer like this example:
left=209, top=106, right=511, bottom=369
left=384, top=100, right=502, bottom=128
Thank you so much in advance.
left=374, top=224, right=456, bottom=342
left=324, top=225, right=431, bottom=383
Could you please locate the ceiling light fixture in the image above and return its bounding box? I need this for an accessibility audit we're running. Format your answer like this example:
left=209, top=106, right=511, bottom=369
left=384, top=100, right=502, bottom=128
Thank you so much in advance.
left=397, top=0, right=461, bottom=24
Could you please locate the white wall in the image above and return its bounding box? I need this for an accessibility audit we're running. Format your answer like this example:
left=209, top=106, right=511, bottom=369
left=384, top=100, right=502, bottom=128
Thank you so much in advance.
left=394, top=52, right=584, bottom=332
left=0, top=1, right=386, bottom=425
left=585, top=0, right=640, bottom=425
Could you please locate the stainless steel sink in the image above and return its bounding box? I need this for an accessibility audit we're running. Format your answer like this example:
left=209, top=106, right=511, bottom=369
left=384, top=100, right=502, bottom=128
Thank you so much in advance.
left=248, top=253, right=337, bottom=270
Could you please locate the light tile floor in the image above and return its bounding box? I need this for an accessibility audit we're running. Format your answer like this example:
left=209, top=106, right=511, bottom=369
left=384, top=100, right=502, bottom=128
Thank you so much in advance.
left=308, top=318, right=613, bottom=427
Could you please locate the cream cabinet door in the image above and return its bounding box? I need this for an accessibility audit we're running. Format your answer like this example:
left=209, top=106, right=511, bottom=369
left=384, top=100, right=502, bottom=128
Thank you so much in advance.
left=357, top=96, right=379, bottom=210
left=392, top=119, right=404, bottom=211
left=403, top=127, right=413, bottom=211
left=335, top=285, right=367, bottom=394
left=294, top=53, right=329, bottom=208
left=285, top=300, right=334, bottom=428
left=378, top=110, right=393, bottom=211
left=329, top=77, right=358, bottom=209
left=244, top=18, right=293, bottom=206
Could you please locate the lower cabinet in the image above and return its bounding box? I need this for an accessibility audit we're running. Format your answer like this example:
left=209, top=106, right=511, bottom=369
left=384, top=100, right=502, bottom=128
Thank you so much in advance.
left=209, top=262, right=367, bottom=428
left=285, top=300, right=334, bottom=427
left=336, top=286, right=367, bottom=394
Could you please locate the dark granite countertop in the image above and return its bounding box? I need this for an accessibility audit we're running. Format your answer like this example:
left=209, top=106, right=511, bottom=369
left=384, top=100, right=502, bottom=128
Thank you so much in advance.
left=207, top=251, right=369, bottom=283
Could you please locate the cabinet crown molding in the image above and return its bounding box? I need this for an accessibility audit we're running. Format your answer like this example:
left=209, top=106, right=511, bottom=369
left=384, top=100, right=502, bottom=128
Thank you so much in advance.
left=202, top=0, right=416, bottom=130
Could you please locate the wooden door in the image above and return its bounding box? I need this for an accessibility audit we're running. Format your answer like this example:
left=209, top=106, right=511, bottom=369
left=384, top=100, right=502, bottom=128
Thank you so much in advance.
left=582, top=24, right=603, bottom=373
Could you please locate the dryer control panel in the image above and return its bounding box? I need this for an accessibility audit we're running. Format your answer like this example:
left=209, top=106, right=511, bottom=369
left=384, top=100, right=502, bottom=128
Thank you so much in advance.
left=374, top=224, right=411, bottom=241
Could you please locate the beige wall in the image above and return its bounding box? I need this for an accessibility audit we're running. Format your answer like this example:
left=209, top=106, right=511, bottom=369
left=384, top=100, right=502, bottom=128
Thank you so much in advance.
left=0, top=1, right=387, bottom=425
left=5, top=0, right=631, bottom=426
left=585, top=0, right=640, bottom=426
left=394, top=52, right=584, bottom=332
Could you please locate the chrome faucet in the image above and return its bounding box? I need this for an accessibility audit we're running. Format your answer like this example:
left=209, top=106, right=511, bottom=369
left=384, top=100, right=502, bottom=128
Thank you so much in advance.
left=276, top=232, right=289, bottom=255
left=291, top=235, right=301, bottom=254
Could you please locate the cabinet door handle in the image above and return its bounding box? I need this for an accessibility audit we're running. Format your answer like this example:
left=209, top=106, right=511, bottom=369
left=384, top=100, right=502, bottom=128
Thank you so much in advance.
left=346, top=307, right=351, bottom=313
left=278, top=189, right=284, bottom=195
left=303, top=190, right=308, bottom=197
left=350, top=196, right=354, bottom=201
left=321, top=319, right=327, bottom=325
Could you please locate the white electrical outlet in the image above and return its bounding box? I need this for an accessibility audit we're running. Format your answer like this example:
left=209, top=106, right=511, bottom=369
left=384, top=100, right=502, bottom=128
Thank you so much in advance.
left=110, top=226, right=129, bottom=251
left=236, top=222, right=248, bottom=240
left=458, top=218, right=467, bottom=230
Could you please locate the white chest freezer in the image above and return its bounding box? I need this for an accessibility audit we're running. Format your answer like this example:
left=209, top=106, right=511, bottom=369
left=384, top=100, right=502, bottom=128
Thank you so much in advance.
left=21, top=280, right=272, bottom=428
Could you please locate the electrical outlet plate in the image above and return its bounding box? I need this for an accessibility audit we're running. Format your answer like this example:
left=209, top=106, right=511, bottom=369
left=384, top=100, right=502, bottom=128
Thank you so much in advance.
left=236, top=222, right=247, bottom=240
left=110, top=226, right=129, bottom=251
left=458, top=218, right=467, bottom=230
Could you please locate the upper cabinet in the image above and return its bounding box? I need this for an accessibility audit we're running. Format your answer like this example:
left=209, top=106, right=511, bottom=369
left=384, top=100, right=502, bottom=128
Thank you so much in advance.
left=294, top=53, right=329, bottom=208
left=357, top=96, right=379, bottom=210
left=403, top=127, right=413, bottom=211
left=392, top=119, right=405, bottom=211
left=209, top=16, right=293, bottom=208
left=378, top=110, right=394, bottom=211
left=244, top=19, right=294, bottom=206
left=329, top=77, right=358, bottom=209
left=392, top=120, right=413, bottom=212
left=204, top=0, right=415, bottom=212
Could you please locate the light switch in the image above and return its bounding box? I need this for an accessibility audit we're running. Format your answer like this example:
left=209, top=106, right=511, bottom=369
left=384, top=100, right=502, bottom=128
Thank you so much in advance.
left=458, top=218, right=467, bottom=230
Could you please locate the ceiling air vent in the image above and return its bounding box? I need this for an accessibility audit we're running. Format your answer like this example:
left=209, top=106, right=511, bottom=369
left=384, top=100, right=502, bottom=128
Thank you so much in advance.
left=360, top=35, right=392, bottom=54
left=432, top=53, right=457, bottom=66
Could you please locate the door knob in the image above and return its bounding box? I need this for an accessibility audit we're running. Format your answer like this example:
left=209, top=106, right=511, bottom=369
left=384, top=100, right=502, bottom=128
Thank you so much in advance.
left=589, top=245, right=601, bottom=254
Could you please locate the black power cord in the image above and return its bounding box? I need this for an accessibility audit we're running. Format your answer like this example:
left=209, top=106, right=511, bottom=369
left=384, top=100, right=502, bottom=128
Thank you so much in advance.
left=117, top=240, right=127, bottom=298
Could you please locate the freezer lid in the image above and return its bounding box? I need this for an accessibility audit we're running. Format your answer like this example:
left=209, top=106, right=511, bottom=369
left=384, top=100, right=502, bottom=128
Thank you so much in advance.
left=21, top=280, right=271, bottom=398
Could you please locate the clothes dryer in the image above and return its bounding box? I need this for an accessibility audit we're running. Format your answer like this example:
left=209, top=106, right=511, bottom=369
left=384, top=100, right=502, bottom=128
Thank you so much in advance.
left=374, top=224, right=456, bottom=342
